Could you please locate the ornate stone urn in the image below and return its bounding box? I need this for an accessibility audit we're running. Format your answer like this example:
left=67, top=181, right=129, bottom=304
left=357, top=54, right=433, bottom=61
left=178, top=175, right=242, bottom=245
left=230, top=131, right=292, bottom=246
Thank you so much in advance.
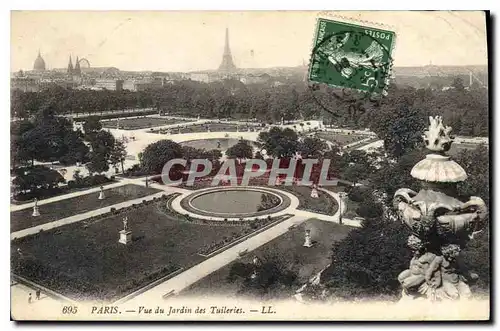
left=393, top=116, right=488, bottom=301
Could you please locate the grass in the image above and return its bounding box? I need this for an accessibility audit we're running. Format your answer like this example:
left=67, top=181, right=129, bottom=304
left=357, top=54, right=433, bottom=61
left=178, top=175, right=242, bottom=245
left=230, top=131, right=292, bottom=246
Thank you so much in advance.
left=153, top=123, right=260, bottom=134
left=180, top=218, right=354, bottom=298
left=316, top=132, right=370, bottom=146
left=101, top=117, right=191, bottom=130
left=11, top=179, right=117, bottom=205
left=11, top=201, right=259, bottom=302
left=180, top=138, right=243, bottom=151
left=448, top=143, right=486, bottom=156
left=10, top=184, right=161, bottom=232
left=281, top=186, right=338, bottom=215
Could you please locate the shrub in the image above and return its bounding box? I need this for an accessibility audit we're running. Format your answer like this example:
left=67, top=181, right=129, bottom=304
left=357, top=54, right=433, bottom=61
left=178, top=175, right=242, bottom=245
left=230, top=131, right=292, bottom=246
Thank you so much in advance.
left=348, top=186, right=370, bottom=203
left=356, top=202, right=383, bottom=219
left=110, top=207, right=116, bottom=212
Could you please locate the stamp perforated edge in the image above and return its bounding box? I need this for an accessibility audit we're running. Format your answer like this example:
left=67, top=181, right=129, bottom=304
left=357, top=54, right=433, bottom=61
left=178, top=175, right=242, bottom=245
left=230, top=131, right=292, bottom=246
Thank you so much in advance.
left=307, top=12, right=399, bottom=96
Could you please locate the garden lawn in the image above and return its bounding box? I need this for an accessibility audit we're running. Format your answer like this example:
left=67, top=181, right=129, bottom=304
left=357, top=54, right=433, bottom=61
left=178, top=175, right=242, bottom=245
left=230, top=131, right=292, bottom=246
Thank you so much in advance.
left=316, top=132, right=369, bottom=146
left=11, top=179, right=117, bottom=205
left=180, top=138, right=245, bottom=151
left=180, top=218, right=354, bottom=298
left=281, top=186, right=338, bottom=215
left=10, top=184, right=161, bottom=232
left=101, top=117, right=191, bottom=130
left=154, top=123, right=260, bottom=134
left=11, top=202, right=251, bottom=302
left=448, top=143, right=486, bottom=157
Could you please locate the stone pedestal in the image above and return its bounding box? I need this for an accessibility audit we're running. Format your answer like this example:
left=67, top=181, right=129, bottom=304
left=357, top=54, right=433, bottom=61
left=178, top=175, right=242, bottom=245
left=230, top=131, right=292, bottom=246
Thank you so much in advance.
left=32, top=206, right=40, bottom=217
left=119, top=230, right=132, bottom=245
left=310, top=188, right=319, bottom=198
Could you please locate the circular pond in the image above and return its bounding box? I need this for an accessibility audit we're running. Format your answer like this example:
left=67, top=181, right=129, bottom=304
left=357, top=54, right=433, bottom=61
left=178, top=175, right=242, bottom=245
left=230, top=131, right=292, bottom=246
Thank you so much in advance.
left=181, top=187, right=292, bottom=218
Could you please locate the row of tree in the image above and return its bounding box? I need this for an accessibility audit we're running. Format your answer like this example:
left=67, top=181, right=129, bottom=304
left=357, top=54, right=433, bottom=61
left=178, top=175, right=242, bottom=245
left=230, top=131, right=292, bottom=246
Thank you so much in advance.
left=12, top=78, right=488, bottom=136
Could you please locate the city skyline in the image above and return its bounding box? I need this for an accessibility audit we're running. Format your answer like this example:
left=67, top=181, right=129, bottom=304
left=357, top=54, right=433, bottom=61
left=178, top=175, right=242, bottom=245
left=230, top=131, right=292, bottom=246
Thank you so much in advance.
left=11, top=11, right=488, bottom=72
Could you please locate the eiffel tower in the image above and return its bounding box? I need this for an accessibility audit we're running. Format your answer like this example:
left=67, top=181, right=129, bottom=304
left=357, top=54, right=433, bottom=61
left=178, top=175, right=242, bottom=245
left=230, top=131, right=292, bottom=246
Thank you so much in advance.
left=218, top=28, right=237, bottom=72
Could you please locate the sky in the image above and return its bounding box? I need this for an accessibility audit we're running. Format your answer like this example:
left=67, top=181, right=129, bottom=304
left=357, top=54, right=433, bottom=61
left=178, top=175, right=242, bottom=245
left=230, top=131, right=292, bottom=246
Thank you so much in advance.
left=10, top=11, right=488, bottom=72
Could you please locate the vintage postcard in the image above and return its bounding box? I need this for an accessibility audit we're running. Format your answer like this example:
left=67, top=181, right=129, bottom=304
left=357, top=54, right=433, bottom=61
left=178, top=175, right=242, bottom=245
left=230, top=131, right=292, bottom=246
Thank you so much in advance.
left=10, top=10, right=490, bottom=321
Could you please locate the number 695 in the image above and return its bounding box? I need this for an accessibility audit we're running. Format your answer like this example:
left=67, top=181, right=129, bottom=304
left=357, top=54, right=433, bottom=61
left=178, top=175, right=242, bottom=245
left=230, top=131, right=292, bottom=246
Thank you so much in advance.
left=62, top=306, right=78, bottom=314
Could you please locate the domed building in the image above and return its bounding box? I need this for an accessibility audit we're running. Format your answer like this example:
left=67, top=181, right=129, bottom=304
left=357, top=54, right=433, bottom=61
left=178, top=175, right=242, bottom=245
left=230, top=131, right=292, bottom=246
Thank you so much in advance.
left=33, top=51, right=46, bottom=71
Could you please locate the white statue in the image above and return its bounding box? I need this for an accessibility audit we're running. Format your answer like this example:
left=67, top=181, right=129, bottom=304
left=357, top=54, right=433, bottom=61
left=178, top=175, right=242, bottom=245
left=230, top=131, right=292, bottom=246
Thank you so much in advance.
left=32, top=198, right=40, bottom=217
left=123, top=216, right=128, bottom=231
left=303, top=229, right=313, bottom=248
left=98, top=186, right=105, bottom=200
left=311, top=185, right=319, bottom=198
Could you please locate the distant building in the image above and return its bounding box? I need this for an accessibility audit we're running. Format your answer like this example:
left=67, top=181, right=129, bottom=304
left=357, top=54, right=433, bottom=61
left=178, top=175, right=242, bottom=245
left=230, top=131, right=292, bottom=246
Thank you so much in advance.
left=67, top=56, right=73, bottom=74
left=240, top=73, right=271, bottom=85
left=218, top=28, right=237, bottom=72
left=92, top=79, right=124, bottom=91
left=73, top=56, right=81, bottom=76
left=188, top=73, right=212, bottom=83
left=133, top=78, right=164, bottom=91
left=33, top=51, right=46, bottom=71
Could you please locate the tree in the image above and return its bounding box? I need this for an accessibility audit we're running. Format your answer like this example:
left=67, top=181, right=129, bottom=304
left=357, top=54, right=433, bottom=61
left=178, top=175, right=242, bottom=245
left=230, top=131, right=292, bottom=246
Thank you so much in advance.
left=356, top=199, right=384, bottom=219
left=452, top=76, right=465, bottom=91
left=141, top=140, right=183, bottom=174
left=342, top=163, right=369, bottom=186
left=369, top=148, right=426, bottom=202
left=12, top=165, right=66, bottom=194
left=11, top=120, right=36, bottom=167
left=82, top=116, right=103, bottom=141
left=371, top=102, right=426, bottom=159
left=298, top=137, right=328, bottom=158
left=86, top=153, right=110, bottom=174
left=453, top=145, right=490, bottom=292
left=227, top=259, right=298, bottom=300
left=226, top=139, right=253, bottom=163
left=59, top=130, right=90, bottom=165
left=320, top=216, right=412, bottom=300
left=109, top=140, right=127, bottom=173
left=257, top=127, right=299, bottom=158
left=85, top=130, right=116, bottom=174
left=322, top=146, right=343, bottom=178
left=90, top=130, right=116, bottom=158
left=454, top=145, right=489, bottom=205
left=20, top=107, right=82, bottom=163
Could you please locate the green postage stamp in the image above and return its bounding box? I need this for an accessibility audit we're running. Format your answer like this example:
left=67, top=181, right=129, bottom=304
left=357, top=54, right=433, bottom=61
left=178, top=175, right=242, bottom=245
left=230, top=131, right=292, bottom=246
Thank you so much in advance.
left=308, top=18, right=396, bottom=95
